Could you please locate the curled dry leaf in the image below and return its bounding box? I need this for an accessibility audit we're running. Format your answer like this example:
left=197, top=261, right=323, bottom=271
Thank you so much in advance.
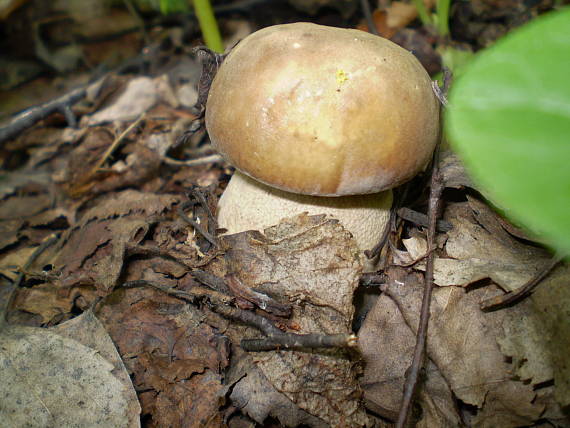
left=218, top=214, right=370, bottom=427
left=360, top=264, right=567, bottom=427
left=228, top=358, right=328, bottom=428
left=9, top=190, right=179, bottom=323
left=98, top=286, right=230, bottom=427
left=403, top=201, right=551, bottom=291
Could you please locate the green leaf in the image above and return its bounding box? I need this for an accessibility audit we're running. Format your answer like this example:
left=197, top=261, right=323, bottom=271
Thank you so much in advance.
left=445, top=8, right=570, bottom=253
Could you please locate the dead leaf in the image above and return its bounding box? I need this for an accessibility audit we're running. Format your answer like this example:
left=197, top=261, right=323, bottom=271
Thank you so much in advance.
left=0, top=219, right=22, bottom=251
left=98, top=286, right=230, bottom=426
left=50, top=310, right=141, bottom=427
left=83, top=77, right=159, bottom=125
left=372, top=267, right=554, bottom=427
left=0, top=193, right=52, bottom=221
left=359, top=267, right=461, bottom=426
left=0, top=323, right=134, bottom=426
left=530, top=265, right=570, bottom=409
left=403, top=201, right=551, bottom=290
left=229, top=360, right=328, bottom=428
left=219, top=214, right=370, bottom=427
left=0, top=245, right=35, bottom=281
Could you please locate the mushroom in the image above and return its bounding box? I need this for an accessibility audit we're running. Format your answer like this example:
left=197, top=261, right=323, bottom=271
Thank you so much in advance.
left=205, top=23, right=439, bottom=258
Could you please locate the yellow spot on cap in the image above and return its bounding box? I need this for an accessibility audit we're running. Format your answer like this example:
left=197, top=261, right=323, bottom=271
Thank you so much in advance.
left=336, top=69, right=349, bottom=85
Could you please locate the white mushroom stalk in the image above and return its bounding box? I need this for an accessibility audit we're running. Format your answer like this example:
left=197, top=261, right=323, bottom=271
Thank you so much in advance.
left=205, top=23, right=439, bottom=256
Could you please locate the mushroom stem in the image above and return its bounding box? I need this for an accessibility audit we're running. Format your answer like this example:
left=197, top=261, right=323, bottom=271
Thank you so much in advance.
left=217, top=171, right=393, bottom=253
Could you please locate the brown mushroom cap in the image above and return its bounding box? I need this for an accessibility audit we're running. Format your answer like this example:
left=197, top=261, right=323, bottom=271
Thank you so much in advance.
left=206, top=22, right=439, bottom=196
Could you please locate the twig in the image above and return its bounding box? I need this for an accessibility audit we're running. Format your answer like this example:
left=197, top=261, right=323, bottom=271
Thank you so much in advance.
left=188, top=186, right=218, bottom=236
left=121, top=279, right=234, bottom=305
left=241, top=333, right=358, bottom=352
left=396, top=150, right=444, bottom=428
left=89, top=113, right=146, bottom=176
left=211, top=303, right=357, bottom=351
left=2, top=233, right=59, bottom=325
left=226, top=275, right=292, bottom=317
left=360, top=0, right=379, bottom=36
left=177, top=202, right=217, bottom=247
left=0, top=87, right=86, bottom=145
left=480, top=255, right=563, bottom=311
left=163, top=153, right=224, bottom=167
left=360, top=272, right=387, bottom=287
left=397, top=207, right=452, bottom=232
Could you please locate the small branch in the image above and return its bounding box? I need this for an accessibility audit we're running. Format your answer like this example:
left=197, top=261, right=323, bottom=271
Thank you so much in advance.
left=0, top=87, right=86, bottom=145
left=360, top=0, right=379, bottom=36
left=241, top=333, right=357, bottom=352
left=177, top=202, right=218, bottom=247
left=163, top=153, right=224, bottom=167
left=122, top=279, right=234, bottom=306
left=226, top=275, right=292, bottom=317
left=397, top=207, right=452, bottom=232
left=89, top=113, right=146, bottom=176
left=211, top=303, right=357, bottom=351
left=480, top=255, right=563, bottom=311
left=396, top=150, right=444, bottom=428
left=2, top=233, right=59, bottom=325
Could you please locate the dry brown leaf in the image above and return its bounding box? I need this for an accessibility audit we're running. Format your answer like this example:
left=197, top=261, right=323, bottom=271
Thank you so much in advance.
left=530, top=265, right=570, bottom=409
left=83, top=77, right=159, bottom=125
left=13, top=282, right=75, bottom=324
left=0, top=245, right=35, bottom=281
left=0, top=194, right=52, bottom=221
left=229, top=361, right=328, bottom=428
left=359, top=267, right=461, bottom=426
left=51, top=190, right=178, bottom=292
left=220, top=214, right=369, bottom=427
left=98, top=286, right=230, bottom=426
left=376, top=270, right=551, bottom=427
left=403, top=201, right=550, bottom=290
left=0, top=219, right=22, bottom=251
left=76, top=189, right=179, bottom=225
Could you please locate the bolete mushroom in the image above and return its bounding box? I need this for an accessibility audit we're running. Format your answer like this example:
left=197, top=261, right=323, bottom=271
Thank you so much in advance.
left=205, top=23, right=439, bottom=255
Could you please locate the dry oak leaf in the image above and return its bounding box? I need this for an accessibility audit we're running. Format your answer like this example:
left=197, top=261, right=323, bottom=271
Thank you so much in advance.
left=221, top=214, right=370, bottom=427
left=53, top=190, right=179, bottom=291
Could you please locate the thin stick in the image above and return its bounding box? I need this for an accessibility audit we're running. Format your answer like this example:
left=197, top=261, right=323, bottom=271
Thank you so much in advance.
left=163, top=153, right=223, bottom=167
left=0, top=87, right=86, bottom=145
left=211, top=303, right=357, bottom=351
left=177, top=204, right=217, bottom=247
left=480, top=255, right=563, bottom=311
left=2, top=233, right=59, bottom=325
left=89, top=113, right=145, bottom=176
left=396, top=153, right=444, bottom=428
left=360, top=0, right=379, bottom=36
